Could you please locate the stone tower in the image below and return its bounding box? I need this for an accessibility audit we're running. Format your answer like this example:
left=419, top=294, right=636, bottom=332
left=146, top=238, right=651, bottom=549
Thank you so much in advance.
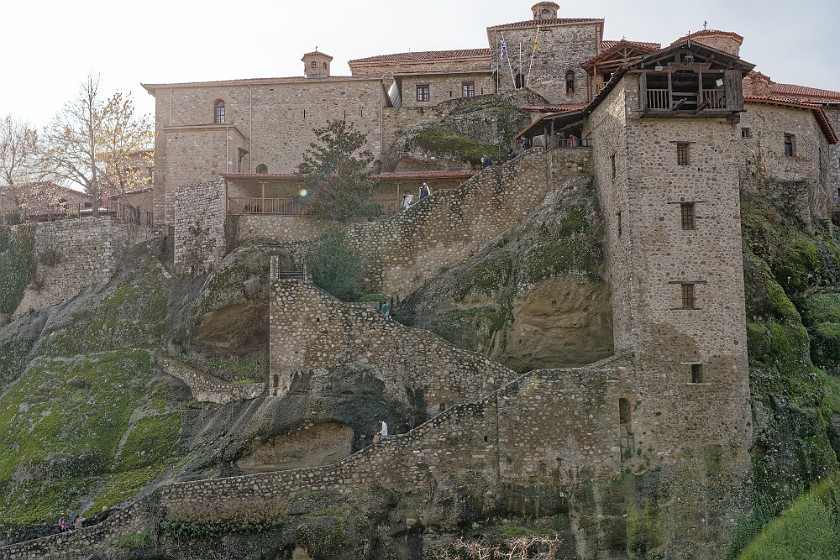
left=532, top=1, right=559, bottom=19
left=302, top=49, right=333, bottom=78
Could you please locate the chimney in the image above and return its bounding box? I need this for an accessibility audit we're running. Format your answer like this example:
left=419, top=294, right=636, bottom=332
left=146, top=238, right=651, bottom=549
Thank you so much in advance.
left=532, top=2, right=559, bottom=20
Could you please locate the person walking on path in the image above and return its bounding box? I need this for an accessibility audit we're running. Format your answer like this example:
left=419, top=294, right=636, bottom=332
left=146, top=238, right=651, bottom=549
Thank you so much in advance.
left=419, top=182, right=431, bottom=200
left=401, top=192, right=414, bottom=210
left=376, top=420, right=388, bottom=442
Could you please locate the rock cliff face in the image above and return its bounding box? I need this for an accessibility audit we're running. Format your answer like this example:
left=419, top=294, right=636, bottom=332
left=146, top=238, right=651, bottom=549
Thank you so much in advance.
left=397, top=174, right=613, bottom=371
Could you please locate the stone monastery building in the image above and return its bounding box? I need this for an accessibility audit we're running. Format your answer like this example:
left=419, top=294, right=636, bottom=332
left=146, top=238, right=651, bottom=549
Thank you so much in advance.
left=143, top=1, right=840, bottom=230
left=4, top=3, right=840, bottom=559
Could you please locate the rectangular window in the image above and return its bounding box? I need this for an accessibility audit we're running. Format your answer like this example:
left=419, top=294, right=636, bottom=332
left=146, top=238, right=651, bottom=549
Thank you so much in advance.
left=610, top=154, right=616, bottom=180
left=680, top=203, right=695, bottom=230
left=690, top=364, right=703, bottom=383
left=784, top=134, right=795, bottom=157
left=462, top=81, right=475, bottom=98
left=681, top=284, right=695, bottom=309
left=617, top=210, right=622, bottom=237
left=741, top=128, right=752, bottom=138
left=677, top=143, right=690, bottom=166
left=416, top=84, right=430, bottom=102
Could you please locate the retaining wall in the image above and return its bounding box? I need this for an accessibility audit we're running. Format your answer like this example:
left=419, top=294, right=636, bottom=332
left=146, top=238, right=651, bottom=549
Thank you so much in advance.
left=269, top=280, right=519, bottom=414
left=343, top=148, right=593, bottom=297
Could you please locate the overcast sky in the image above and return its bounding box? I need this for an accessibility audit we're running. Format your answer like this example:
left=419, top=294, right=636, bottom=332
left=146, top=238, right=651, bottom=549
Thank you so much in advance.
left=1, top=0, right=838, bottom=129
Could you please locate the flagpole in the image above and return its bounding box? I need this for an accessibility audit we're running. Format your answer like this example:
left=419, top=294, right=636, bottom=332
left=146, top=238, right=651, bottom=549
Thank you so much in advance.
left=526, top=28, right=540, bottom=82
left=496, top=33, right=500, bottom=94
left=519, top=41, right=522, bottom=89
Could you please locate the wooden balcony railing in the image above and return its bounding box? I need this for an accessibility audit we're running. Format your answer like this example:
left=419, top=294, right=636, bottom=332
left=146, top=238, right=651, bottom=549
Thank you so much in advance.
left=228, top=197, right=305, bottom=215
left=702, top=89, right=726, bottom=109
left=647, top=89, right=670, bottom=110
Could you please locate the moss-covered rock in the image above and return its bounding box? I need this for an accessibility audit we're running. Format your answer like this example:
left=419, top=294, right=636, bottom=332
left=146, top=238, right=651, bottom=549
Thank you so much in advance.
left=0, top=349, right=185, bottom=530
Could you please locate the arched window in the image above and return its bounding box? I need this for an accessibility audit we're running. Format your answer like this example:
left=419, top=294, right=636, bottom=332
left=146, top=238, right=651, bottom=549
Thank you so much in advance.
left=255, top=164, right=268, bottom=174
left=214, top=100, right=225, bottom=124
left=565, top=71, right=575, bottom=94
left=311, top=60, right=317, bottom=68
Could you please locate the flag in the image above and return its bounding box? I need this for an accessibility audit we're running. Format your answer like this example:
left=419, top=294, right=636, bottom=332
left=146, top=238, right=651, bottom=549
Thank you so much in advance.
left=532, top=28, right=540, bottom=53
left=500, top=34, right=507, bottom=60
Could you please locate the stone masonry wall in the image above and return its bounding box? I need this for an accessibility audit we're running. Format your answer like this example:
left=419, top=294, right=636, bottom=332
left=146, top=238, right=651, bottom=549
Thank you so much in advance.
left=0, top=359, right=629, bottom=559
left=270, top=280, right=519, bottom=415
left=160, top=361, right=626, bottom=511
left=156, top=355, right=264, bottom=405
left=344, top=148, right=593, bottom=298
left=826, top=107, right=840, bottom=209
left=235, top=214, right=332, bottom=244
left=399, top=74, right=496, bottom=109
left=174, top=179, right=226, bottom=276
left=152, top=79, right=384, bottom=224
left=738, top=102, right=832, bottom=224
left=595, top=75, right=752, bottom=464
left=13, top=218, right=156, bottom=315
left=489, top=22, right=601, bottom=105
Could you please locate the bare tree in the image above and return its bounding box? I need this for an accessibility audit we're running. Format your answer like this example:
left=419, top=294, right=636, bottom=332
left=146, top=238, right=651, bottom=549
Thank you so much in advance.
left=0, top=115, right=41, bottom=188
left=43, top=74, right=153, bottom=217
left=99, top=91, right=154, bottom=199
left=0, top=115, right=43, bottom=220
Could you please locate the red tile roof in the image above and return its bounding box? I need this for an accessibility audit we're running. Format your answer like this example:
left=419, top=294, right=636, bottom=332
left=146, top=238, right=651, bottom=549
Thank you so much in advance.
left=769, top=83, right=840, bottom=102
left=302, top=51, right=333, bottom=59
left=600, top=39, right=661, bottom=52
left=522, top=104, right=588, bottom=112
left=349, top=49, right=491, bottom=64
left=222, top=173, right=299, bottom=179
left=371, top=170, right=477, bottom=180
left=143, top=75, right=380, bottom=91
left=669, top=29, right=744, bottom=46
left=488, top=17, right=603, bottom=30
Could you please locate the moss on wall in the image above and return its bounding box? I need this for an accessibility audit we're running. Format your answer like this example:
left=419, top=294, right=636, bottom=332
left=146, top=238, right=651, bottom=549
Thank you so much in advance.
left=39, top=258, right=167, bottom=357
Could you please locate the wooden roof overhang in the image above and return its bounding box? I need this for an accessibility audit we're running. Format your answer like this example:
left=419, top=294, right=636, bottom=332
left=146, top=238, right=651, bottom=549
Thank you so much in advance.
left=581, top=40, right=660, bottom=75
left=515, top=110, right=585, bottom=140
left=513, top=41, right=756, bottom=140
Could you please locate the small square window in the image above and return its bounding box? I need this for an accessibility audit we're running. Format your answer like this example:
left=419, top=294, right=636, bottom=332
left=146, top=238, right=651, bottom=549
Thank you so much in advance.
left=416, top=84, right=430, bottom=102
left=691, top=364, right=703, bottom=383
left=784, top=134, right=795, bottom=157
left=681, top=284, right=695, bottom=309
left=677, top=143, right=690, bottom=166
left=680, top=203, right=695, bottom=230
left=462, top=81, right=475, bottom=98
left=741, top=128, right=752, bottom=138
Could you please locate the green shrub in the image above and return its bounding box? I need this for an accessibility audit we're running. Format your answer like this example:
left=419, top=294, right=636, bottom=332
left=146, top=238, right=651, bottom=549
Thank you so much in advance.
left=306, top=229, right=363, bottom=301
left=0, top=225, right=36, bottom=314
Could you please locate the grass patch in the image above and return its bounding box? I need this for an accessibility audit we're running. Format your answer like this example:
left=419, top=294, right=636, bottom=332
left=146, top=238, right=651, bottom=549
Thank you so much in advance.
left=736, top=476, right=840, bottom=560
left=0, top=350, right=185, bottom=529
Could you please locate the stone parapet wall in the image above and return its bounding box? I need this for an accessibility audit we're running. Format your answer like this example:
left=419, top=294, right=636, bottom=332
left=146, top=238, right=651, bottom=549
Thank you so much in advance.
left=13, top=218, right=156, bottom=315
left=0, top=499, right=153, bottom=559
left=270, top=280, right=519, bottom=414
left=343, top=148, right=592, bottom=297
left=174, top=179, right=226, bottom=276
left=156, top=355, right=264, bottom=405
left=160, top=362, right=625, bottom=509
left=235, top=214, right=332, bottom=244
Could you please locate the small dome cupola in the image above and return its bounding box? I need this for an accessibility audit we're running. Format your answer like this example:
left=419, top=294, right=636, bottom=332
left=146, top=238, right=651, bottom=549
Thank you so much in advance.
left=302, top=48, right=334, bottom=78
left=532, top=2, right=559, bottom=20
